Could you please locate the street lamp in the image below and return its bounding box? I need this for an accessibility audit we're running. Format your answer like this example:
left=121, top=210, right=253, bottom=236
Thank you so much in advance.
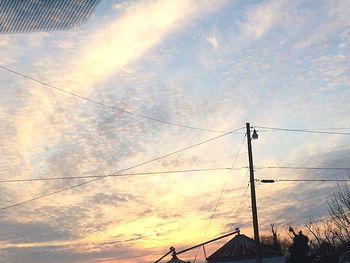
left=252, top=129, right=259, bottom=140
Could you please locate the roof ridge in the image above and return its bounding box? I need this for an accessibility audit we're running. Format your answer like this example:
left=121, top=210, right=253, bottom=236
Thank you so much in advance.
left=207, top=233, right=280, bottom=261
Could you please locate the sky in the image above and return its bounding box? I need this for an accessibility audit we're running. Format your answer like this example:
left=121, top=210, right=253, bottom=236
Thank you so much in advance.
left=0, top=0, right=350, bottom=262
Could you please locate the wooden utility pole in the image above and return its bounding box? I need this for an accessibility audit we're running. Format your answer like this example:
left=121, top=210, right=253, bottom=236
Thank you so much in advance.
left=246, top=122, right=261, bottom=263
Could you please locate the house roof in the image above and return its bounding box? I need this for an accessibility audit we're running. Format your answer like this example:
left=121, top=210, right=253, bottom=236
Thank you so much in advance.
left=207, top=234, right=280, bottom=262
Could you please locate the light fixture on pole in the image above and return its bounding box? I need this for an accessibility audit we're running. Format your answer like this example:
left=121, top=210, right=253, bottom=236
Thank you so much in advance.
left=252, top=129, right=259, bottom=140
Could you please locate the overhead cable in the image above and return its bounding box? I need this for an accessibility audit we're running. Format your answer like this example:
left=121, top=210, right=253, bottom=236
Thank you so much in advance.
left=260, top=179, right=350, bottom=183
left=255, top=166, right=350, bottom=171
left=192, top=133, right=246, bottom=262
left=254, top=126, right=350, bottom=135
left=0, top=167, right=245, bottom=183
left=0, top=65, right=227, bottom=133
left=0, top=127, right=243, bottom=211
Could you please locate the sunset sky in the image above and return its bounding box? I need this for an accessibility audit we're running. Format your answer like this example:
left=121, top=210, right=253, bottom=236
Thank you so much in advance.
left=0, top=0, right=350, bottom=262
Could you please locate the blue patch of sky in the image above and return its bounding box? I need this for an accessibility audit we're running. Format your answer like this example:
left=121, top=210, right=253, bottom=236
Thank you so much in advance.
left=134, top=5, right=253, bottom=103
left=0, top=73, right=31, bottom=113
left=85, top=0, right=126, bottom=28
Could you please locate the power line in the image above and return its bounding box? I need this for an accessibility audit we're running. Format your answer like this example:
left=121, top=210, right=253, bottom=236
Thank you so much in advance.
left=0, top=65, right=227, bottom=133
left=260, top=179, right=350, bottom=183
left=206, top=173, right=250, bottom=263
left=223, top=173, right=250, bottom=235
left=222, top=178, right=250, bottom=242
left=255, top=166, right=350, bottom=171
left=0, top=127, right=243, bottom=211
left=192, top=133, right=246, bottom=262
left=224, top=151, right=250, bottom=234
left=292, top=128, right=350, bottom=131
left=0, top=167, right=242, bottom=183
left=230, top=173, right=250, bottom=230
left=254, top=126, right=350, bottom=135
left=258, top=128, right=350, bottom=132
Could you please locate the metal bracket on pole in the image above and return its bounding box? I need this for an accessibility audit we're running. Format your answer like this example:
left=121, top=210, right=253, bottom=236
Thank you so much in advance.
left=154, top=229, right=240, bottom=263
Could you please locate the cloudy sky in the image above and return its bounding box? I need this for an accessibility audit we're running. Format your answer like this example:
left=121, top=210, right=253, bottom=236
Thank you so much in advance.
left=0, top=0, right=350, bottom=262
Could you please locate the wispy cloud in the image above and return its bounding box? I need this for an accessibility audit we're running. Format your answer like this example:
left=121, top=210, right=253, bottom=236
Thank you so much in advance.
left=207, top=33, right=219, bottom=50
left=240, top=0, right=284, bottom=39
left=295, top=0, right=350, bottom=49
left=69, top=0, right=228, bottom=92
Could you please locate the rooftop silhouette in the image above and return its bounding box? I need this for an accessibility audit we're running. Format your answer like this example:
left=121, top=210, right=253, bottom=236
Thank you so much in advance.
left=207, top=233, right=283, bottom=262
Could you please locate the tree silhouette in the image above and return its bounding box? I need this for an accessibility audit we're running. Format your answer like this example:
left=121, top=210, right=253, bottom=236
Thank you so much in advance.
left=289, top=227, right=311, bottom=263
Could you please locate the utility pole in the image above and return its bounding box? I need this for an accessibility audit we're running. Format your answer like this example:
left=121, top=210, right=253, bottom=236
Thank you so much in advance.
left=246, top=122, right=261, bottom=263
